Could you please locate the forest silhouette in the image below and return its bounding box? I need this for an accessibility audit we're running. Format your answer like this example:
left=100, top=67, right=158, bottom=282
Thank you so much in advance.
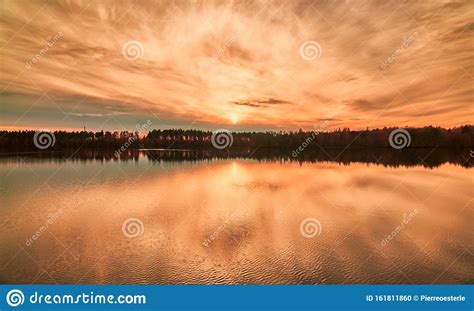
left=0, top=125, right=471, bottom=151
left=0, top=126, right=472, bottom=168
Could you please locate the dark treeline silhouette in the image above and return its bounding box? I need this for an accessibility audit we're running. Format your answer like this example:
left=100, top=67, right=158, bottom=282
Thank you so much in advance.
left=0, top=125, right=472, bottom=152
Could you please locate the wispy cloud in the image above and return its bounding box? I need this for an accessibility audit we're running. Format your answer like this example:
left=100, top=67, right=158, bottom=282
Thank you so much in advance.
left=231, top=98, right=295, bottom=108
left=0, top=0, right=472, bottom=130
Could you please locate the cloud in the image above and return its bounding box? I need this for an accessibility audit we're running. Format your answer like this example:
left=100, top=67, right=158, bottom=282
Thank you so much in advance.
left=0, top=0, right=472, bottom=130
left=231, top=98, right=295, bottom=108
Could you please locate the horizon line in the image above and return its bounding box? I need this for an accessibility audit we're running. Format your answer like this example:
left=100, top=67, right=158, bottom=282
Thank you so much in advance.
left=1, top=124, right=473, bottom=134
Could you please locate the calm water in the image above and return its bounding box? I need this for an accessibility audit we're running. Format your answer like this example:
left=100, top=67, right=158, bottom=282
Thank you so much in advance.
left=0, top=152, right=472, bottom=284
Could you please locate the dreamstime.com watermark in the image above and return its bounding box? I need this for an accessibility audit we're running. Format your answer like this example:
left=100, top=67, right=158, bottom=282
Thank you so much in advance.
left=24, top=187, right=87, bottom=247
left=299, top=218, right=322, bottom=238
left=379, top=32, right=419, bottom=71
left=26, top=32, right=64, bottom=69
left=33, top=129, right=56, bottom=149
left=25, top=209, right=64, bottom=247
left=299, top=40, right=322, bottom=61
left=389, top=128, right=411, bottom=149
left=114, top=120, right=152, bottom=157
left=122, top=40, right=144, bottom=61
left=292, top=121, right=329, bottom=157
left=122, top=217, right=144, bottom=238
left=211, top=129, right=233, bottom=149
left=203, top=209, right=240, bottom=247
left=5, top=289, right=146, bottom=307
left=381, top=209, right=419, bottom=246
left=198, top=32, right=240, bottom=70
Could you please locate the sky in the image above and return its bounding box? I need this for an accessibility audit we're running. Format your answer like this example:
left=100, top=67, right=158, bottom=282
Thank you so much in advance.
left=0, top=0, right=473, bottom=132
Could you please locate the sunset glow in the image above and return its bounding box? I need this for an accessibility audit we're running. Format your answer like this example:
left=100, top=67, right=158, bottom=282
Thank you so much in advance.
left=0, top=0, right=472, bottom=131
left=230, top=113, right=239, bottom=125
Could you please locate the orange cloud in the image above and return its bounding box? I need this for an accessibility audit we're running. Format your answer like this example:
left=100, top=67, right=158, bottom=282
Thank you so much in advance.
left=1, top=0, right=472, bottom=130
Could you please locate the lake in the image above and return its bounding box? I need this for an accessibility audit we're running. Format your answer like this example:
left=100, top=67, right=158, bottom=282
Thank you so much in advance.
left=0, top=150, right=472, bottom=284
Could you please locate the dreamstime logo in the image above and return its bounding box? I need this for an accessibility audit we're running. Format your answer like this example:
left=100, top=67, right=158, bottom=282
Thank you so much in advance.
left=114, top=120, right=152, bottom=157
left=381, top=209, right=419, bottom=246
left=389, top=129, right=411, bottom=149
left=203, top=209, right=240, bottom=247
left=292, top=121, right=329, bottom=157
left=26, top=32, right=64, bottom=69
left=299, top=40, right=322, bottom=61
left=211, top=129, right=233, bottom=149
left=26, top=209, right=64, bottom=247
left=6, top=289, right=25, bottom=307
left=380, top=32, right=419, bottom=71
left=122, top=40, right=144, bottom=60
left=299, top=218, right=322, bottom=238
left=122, top=218, right=144, bottom=238
left=33, top=130, right=56, bottom=149
left=198, top=31, right=240, bottom=70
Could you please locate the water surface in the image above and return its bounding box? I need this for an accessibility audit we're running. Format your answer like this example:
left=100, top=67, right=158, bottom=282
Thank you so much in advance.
left=0, top=152, right=472, bottom=284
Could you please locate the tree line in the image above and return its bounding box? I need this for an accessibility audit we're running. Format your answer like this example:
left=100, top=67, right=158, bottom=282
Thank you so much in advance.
left=0, top=125, right=471, bottom=152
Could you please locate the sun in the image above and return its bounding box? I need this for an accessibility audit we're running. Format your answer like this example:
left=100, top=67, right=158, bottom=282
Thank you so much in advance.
left=230, top=113, right=239, bottom=124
